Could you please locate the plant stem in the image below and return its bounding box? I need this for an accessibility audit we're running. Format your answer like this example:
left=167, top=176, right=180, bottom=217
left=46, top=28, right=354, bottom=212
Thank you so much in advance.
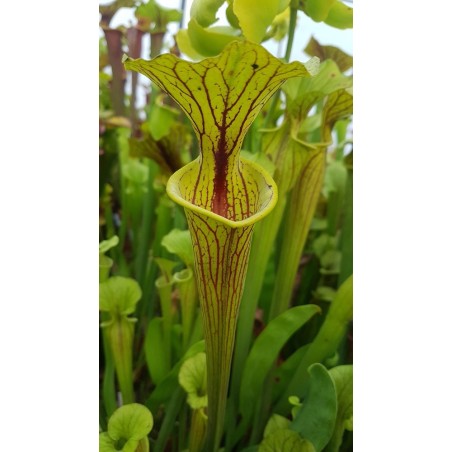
left=154, top=387, right=185, bottom=452
left=284, top=1, right=298, bottom=63
left=134, top=159, right=159, bottom=287
left=156, top=276, right=173, bottom=368
left=262, top=3, right=298, bottom=129
left=139, top=193, right=174, bottom=321
left=101, top=313, right=117, bottom=417
left=174, top=268, right=198, bottom=351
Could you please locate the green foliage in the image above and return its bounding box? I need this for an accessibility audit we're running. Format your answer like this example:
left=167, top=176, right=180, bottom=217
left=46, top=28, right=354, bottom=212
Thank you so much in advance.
left=240, top=305, right=321, bottom=426
left=290, top=363, right=337, bottom=451
left=100, top=2, right=352, bottom=449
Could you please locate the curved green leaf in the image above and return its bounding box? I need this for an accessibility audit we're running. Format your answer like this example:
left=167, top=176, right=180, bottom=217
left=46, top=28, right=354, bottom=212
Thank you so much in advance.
left=304, top=0, right=335, bottom=22
left=325, top=365, right=353, bottom=452
left=277, top=275, right=353, bottom=412
left=187, top=19, right=242, bottom=57
left=175, top=29, right=204, bottom=60
left=190, top=0, right=225, bottom=27
left=233, top=0, right=290, bottom=43
left=240, top=305, right=321, bottom=425
left=272, top=344, right=309, bottom=402
left=291, top=363, right=337, bottom=451
left=324, top=1, right=353, bottom=29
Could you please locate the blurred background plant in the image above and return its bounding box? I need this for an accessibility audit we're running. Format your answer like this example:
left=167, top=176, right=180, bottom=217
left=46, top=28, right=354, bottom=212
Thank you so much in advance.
left=99, top=0, right=353, bottom=450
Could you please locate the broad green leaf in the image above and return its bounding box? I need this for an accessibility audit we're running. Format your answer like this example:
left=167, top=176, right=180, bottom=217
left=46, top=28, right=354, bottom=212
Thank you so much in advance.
left=99, top=276, right=142, bottom=316
left=277, top=276, right=353, bottom=411
left=187, top=19, right=241, bottom=57
left=325, top=365, right=353, bottom=452
left=272, top=344, right=310, bottom=402
left=304, top=36, right=353, bottom=72
left=263, top=414, right=291, bottom=438
left=175, top=29, right=204, bottom=60
left=161, top=229, right=194, bottom=268
left=144, top=317, right=170, bottom=384
left=226, top=3, right=240, bottom=28
left=259, top=429, right=315, bottom=452
left=108, top=403, right=153, bottom=443
left=179, top=352, right=208, bottom=409
left=190, top=0, right=225, bottom=27
left=324, top=1, right=353, bottom=29
left=240, top=305, right=320, bottom=425
left=233, top=0, right=290, bottom=43
left=291, top=363, right=337, bottom=451
left=99, top=235, right=119, bottom=254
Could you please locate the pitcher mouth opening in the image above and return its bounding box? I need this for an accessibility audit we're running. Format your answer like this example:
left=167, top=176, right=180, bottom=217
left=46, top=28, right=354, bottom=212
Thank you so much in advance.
left=166, top=157, right=278, bottom=229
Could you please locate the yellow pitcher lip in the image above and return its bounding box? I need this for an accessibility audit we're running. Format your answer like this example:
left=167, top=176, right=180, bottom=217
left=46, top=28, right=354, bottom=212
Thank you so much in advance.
left=166, top=157, right=278, bottom=229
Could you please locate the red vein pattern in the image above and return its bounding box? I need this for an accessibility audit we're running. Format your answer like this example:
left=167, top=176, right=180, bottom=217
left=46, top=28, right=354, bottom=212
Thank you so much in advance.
left=123, top=40, right=320, bottom=451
